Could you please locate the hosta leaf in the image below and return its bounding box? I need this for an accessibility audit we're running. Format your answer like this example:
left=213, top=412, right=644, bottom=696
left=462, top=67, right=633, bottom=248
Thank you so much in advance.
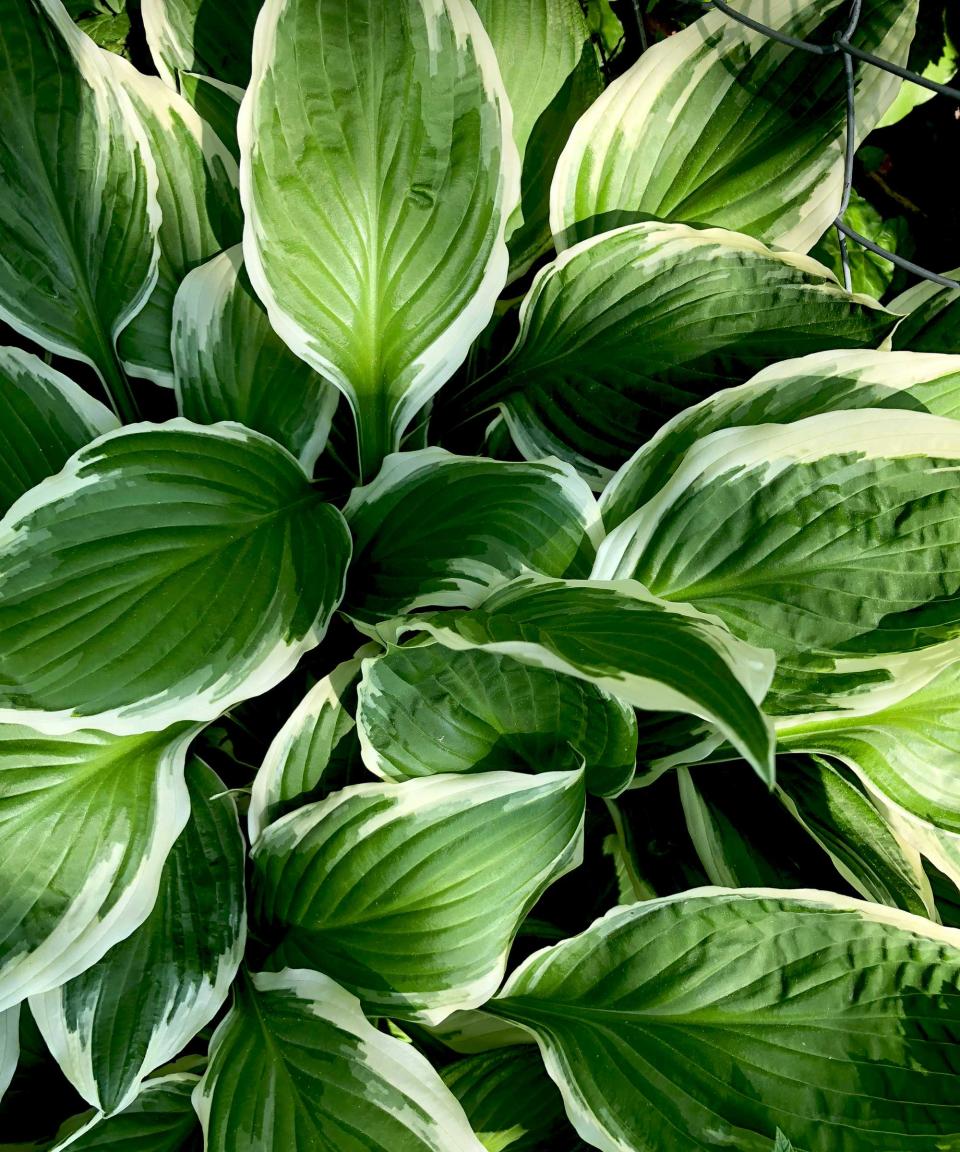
left=0, top=0, right=159, bottom=420
left=142, top=0, right=261, bottom=87
left=48, top=1074, right=201, bottom=1151
left=193, top=968, right=486, bottom=1152
left=240, top=0, right=520, bottom=478
left=0, top=1005, right=16, bottom=1103
left=172, top=246, right=338, bottom=471
left=550, top=0, right=917, bottom=252
left=601, top=349, right=960, bottom=529
left=777, top=660, right=960, bottom=889
left=442, top=1047, right=576, bottom=1152
left=472, top=0, right=600, bottom=280
left=891, top=268, right=960, bottom=353
left=594, top=409, right=960, bottom=714
left=357, top=643, right=637, bottom=797
left=30, top=759, right=245, bottom=1115
left=248, top=654, right=365, bottom=843
left=0, top=421, right=351, bottom=734
left=386, top=575, right=775, bottom=785
left=492, top=889, right=960, bottom=1152
left=776, top=754, right=933, bottom=917
left=0, top=348, right=117, bottom=516
left=0, top=724, right=193, bottom=1012
left=176, top=74, right=244, bottom=163
left=343, top=449, right=599, bottom=621
left=468, top=223, right=895, bottom=488
left=111, top=61, right=242, bottom=387
left=252, top=771, right=585, bottom=1022
left=424, top=1011, right=535, bottom=1056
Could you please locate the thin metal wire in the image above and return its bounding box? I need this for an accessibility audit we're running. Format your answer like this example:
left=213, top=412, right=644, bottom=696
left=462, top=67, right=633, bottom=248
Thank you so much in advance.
left=698, top=0, right=960, bottom=293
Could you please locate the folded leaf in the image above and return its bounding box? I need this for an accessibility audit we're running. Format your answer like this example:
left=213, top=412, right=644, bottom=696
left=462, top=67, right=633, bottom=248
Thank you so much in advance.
left=248, top=655, right=365, bottom=843
left=344, top=449, right=599, bottom=620
left=442, top=1047, right=577, bottom=1152
left=492, top=889, right=960, bottom=1152
left=240, top=0, right=519, bottom=477
left=891, top=268, right=960, bottom=353
left=0, top=421, right=351, bottom=733
left=0, top=724, right=193, bottom=1012
left=172, top=246, right=338, bottom=471
left=176, top=73, right=244, bottom=162
left=142, top=0, right=261, bottom=87
left=111, top=60, right=242, bottom=387
left=595, top=409, right=960, bottom=714
left=48, top=1074, right=201, bottom=1151
left=0, top=1005, right=17, bottom=1104
left=0, top=0, right=159, bottom=420
left=252, top=771, right=585, bottom=1022
left=386, top=575, right=775, bottom=785
left=193, top=968, right=487, bottom=1151
left=30, top=759, right=245, bottom=1115
left=357, top=643, right=637, bottom=796
left=601, top=348, right=960, bottom=529
left=472, top=0, right=600, bottom=280
left=778, top=660, right=960, bottom=889
left=471, top=223, right=895, bottom=487
left=0, top=348, right=117, bottom=516
left=551, top=0, right=917, bottom=252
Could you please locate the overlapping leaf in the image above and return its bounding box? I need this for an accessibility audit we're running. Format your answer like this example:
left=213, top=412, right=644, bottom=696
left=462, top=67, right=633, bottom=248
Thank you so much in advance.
left=492, top=890, right=960, bottom=1151
left=343, top=450, right=599, bottom=620
left=462, top=224, right=896, bottom=487
left=251, top=771, right=585, bottom=1021
left=193, top=969, right=487, bottom=1151
left=240, top=0, right=520, bottom=476
left=0, top=724, right=193, bottom=1012
left=0, top=0, right=159, bottom=420
left=173, top=246, right=338, bottom=471
left=385, top=575, right=775, bottom=783
left=30, top=759, right=245, bottom=1115
left=0, top=422, right=351, bottom=733
left=142, top=0, right=261, bottom=87
left=357, top=643, right=637, bottom=796
left=892, top=269, right=960, bottom=353
left=0, top=348, right=117, bottom=516
left=551, top=0, right=917, bottom=252
left=48, top=1074, right=201, bottom=1151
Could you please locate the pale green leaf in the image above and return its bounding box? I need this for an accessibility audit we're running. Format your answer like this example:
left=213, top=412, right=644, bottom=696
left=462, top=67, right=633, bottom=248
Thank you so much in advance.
left=251, top=771, right=585, bottom=1022
left=472, top=0, right=601, bottom=279
left=384, top=575, right=775, bottom=785
left=0, top=347, right=117, bottom=516
left=0, top=421, right=351, bottom=734
left=595, top=409, right=960, bottom=714
left=193, top=968, right=487, bottom=1151
left=357, top=642, right=637, bottom=796
left=142, top=0, right=261, bottom=87
left=810, top=190, right=905, bottom=300
left=0, top=724, right=194, bottom=1012
left=48, top=1074, right=201, bottom=1151
left=551, top=0, right=917, bottom=252
left=30, top=759, right=246, bottom=1115
left=343, top=449, right=600, bottom=621
left=601, top=349, right=960, bottom=530
left=0, top=0, right=160, bottom=419
left=877, top=22, right=958, bottom=127
left=172, top=246, right=338, bottom=470
left=111, top=60, right=242, bottom=387
left=492, top=889, right=960, bottom=1152
left=466, top=223, right=896, bottom=488
left=773, top=1132, right=795, bottom=1152
left=248, top=654, right=366, bottom=843
left=240, top=0, right=520, bottom=477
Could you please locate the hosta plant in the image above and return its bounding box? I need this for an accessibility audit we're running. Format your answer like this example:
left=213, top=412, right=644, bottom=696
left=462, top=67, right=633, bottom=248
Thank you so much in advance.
left=2, top=0, right=960, bottom=1149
